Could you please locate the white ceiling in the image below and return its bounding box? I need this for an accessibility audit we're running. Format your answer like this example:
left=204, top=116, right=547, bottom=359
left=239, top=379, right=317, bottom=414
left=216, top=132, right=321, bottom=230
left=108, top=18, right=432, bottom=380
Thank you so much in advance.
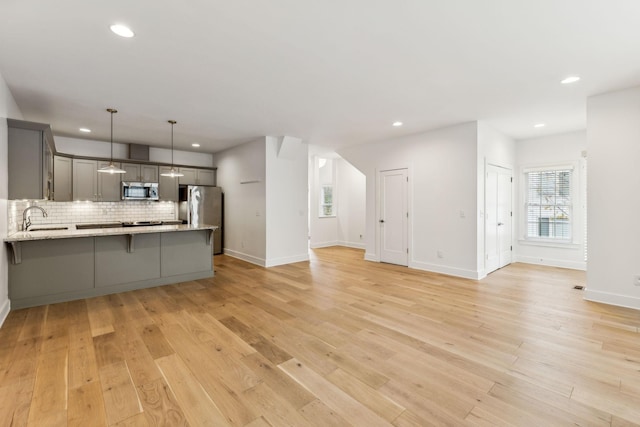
left=1, top=0, right=640, bottom=153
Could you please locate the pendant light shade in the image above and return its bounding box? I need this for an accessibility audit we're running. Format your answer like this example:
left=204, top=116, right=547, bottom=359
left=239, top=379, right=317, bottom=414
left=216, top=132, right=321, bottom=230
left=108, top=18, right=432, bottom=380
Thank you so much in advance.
left=98, top=108, right=126, bottom=174
left=160, top=120, right=184, bottom=178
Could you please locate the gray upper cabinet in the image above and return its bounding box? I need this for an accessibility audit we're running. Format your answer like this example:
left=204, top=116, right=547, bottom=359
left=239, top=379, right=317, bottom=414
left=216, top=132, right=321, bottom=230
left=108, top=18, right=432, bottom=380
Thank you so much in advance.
left=8, top=127, right=45, bottom=200
left=121, top=162, right=159, bottom=182
left=53, top=156, right=72, bottom=201
left=141, top=164, right=159, bottom=182
left=159, top=166, right=179, bottom=201
left=73, top=159, right=122, bottom=201
left=121, top=163, right=140, bottom=181
left=73, top=159, right=98, bottom=201
left=97, top=161, right=122, bottom=201
left=178, top=167, right=215, bottom=186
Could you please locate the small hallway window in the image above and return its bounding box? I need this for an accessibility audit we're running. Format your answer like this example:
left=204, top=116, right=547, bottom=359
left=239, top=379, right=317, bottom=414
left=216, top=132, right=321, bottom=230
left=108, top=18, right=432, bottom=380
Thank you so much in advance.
left=318, top=158, right=336, bottom=217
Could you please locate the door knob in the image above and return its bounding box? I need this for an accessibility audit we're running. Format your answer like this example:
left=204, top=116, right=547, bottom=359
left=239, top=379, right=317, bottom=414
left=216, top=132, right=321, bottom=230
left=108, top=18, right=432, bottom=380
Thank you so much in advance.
left=379, top=219, right=385, bottom=223
left=498, top=222, right=504, bottom=226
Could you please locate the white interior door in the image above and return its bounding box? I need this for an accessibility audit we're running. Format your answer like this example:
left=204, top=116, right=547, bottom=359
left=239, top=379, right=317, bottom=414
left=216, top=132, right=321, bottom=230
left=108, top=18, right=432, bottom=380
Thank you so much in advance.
left=485, top=165, right=512, bottom=274
left=379, top=169, right=408, bottom=266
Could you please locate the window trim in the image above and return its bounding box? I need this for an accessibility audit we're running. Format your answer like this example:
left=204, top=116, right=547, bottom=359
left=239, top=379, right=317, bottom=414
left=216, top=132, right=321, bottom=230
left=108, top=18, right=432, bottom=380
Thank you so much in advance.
left=522, top=163, right=576, bottom=244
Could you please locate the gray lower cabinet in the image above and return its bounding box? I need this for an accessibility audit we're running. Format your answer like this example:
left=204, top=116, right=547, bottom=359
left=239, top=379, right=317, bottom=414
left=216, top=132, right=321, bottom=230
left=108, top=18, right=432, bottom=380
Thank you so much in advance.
left=7, top=229, right=214, bottom=308
left=161, top=231, right=212, bottom=276
left=95, top=234, right=161, bottom=287
left=9, top=237, right=95, bottom=300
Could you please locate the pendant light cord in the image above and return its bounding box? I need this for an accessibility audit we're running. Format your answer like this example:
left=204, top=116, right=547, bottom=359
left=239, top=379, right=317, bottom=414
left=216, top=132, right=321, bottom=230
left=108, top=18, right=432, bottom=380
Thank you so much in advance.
left=107, top=108, right=117, bottom=163
left=168, top=120, right=177, bottom=169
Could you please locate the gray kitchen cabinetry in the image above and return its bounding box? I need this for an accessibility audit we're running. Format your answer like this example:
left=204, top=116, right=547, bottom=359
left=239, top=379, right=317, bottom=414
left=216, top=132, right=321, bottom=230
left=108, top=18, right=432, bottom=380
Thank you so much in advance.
left=72, top=159, right=98, bottom=200
left=97, top=161, right=122, bottom=201
left=53, top=156, right=73, bottom=201
left=95, top=234, right=161, bottom=287
left=8, top=127, right=46, bottom=199
left=178, top=167, right=215, bottom=186
left=159, top=166, right=179, bottom=201
left=161, top=230, right=213, bottom=276
left=9, top=237, right=95, bottom=301
left=73, top=159, right=122, bottom=201
left=121, top=162, right=159, bottom=182
left=7, top=228, right=215, bottom=308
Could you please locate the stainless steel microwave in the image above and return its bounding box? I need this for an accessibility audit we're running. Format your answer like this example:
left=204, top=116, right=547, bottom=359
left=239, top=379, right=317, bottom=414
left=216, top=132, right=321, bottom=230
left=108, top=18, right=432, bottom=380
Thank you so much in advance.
left=121, top=182, right=159, bottom=200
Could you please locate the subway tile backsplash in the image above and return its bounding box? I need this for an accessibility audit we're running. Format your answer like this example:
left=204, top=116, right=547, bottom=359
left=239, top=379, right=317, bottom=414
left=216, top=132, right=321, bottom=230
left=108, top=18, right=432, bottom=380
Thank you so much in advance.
left=8, top=200, right=178, bottom=234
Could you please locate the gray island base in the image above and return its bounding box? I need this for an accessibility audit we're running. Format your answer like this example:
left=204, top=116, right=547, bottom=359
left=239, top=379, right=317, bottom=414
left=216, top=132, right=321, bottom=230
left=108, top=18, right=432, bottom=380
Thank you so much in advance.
left=5, top=225, right=217, bottom=309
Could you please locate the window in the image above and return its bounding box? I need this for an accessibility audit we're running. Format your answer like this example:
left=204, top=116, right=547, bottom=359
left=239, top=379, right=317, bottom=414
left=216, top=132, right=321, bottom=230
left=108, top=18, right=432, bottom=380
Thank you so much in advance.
left=525, top=167, right=572, bottom=240
left=318, top=157, right=336, bottom=217
left=320, top=185, right=334, bottom=216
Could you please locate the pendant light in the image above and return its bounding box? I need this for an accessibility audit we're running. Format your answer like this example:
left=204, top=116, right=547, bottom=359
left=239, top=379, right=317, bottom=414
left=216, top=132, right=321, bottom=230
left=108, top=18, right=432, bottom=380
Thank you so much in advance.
left=160, top=120, right=184, bottom=177
left=97, top=108, right=126, bottom=174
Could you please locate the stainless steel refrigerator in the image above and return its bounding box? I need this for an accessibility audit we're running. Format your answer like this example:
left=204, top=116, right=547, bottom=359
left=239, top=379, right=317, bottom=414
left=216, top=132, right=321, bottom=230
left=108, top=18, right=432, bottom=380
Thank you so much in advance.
left=178, top=185, right=223, bottom=255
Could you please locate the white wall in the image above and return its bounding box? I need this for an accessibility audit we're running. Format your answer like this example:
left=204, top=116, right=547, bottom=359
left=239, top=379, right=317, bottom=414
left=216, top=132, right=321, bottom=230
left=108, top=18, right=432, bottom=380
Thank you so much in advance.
left=0, top=72, right=24, bottom=326
left=477, top=122, right=516, bottom=276
left=212, top=138, right=266, bottom=265
left=55, top=136, right=214, bottom=167
left=265, top=137, right=309, bottom=266
left=339, top=122, right=481, bottom=279
left=336, top=158, right=366, bottom=248
left=586, top=86, right=640, bottom=310
left=513, top=131, right=587, bottom=270
left=309, top=156, right=366, bottom=249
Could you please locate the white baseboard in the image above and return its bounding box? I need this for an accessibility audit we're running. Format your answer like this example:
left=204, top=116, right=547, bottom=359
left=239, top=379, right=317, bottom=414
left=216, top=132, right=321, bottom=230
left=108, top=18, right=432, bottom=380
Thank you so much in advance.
left=337, top=241, right=365, bottom=250
left=224, top=248, right=310, bottom=268
left=265, top=253, right=310, bottom=267
left=584, top=289, right=640, bottom=311
left=514, top=255, right=586, bottom=271
left=0, top=298, right=10, bottom=328
left=364, top=252, right=379, bottom=262
left=223, top=248, right=266, bottom=267
left=311, top=241, right=365, bottom=250
left=310, top=240, right=339, bottom=249
left=410, top=260, right=482, bottom=280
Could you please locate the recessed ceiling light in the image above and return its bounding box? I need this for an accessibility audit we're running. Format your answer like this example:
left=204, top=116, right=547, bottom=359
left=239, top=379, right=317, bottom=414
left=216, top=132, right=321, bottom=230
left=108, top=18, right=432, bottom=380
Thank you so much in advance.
left=110, top=24, right=135, bottom=38
left=79, top=128, right=91, bottom=133
left=561, top=76, right=580, bottom=84
left=191, top=143, right=200, bottom=147
left=534, top=123, right=546, bottom=128
left=392, top=121, right=403, bottom=127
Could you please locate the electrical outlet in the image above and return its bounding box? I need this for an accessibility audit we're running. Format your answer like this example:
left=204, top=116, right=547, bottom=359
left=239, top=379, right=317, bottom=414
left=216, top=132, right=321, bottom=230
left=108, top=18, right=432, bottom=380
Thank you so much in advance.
left=634, top=275, right=640, bottom=286
left=437, top=250, right=444, bottom=259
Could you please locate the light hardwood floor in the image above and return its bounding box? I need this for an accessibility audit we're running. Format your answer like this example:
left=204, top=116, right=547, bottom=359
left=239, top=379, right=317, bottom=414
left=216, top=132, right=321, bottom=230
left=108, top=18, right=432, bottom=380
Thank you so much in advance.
left=1, top=247, right=639, bottom=426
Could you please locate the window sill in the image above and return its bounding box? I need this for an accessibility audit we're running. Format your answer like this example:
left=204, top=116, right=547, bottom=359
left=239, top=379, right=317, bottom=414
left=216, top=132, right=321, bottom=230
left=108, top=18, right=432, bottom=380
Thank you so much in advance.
left=518, top=239, right=580, bottom=249
left=318, top=216, right=336, bottom=219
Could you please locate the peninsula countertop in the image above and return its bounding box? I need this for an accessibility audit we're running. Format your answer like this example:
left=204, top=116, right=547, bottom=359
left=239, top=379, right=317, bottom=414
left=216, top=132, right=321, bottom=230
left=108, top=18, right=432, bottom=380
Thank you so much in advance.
left=5, top=223, right=219, bottom=242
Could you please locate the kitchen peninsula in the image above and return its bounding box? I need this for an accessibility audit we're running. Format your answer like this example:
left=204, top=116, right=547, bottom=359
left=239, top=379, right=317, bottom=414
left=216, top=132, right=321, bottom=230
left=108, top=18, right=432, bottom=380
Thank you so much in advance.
left=5, top=223, right=218, bottom=309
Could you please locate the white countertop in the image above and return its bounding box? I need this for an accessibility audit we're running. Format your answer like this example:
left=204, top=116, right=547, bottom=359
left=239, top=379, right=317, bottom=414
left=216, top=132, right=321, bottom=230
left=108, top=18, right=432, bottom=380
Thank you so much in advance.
left=5, top=224, right=218, bottom=242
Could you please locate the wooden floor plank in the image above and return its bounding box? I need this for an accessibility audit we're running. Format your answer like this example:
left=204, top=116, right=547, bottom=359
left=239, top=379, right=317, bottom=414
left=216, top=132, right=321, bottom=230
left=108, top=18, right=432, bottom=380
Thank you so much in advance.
left=67, top=381, right=108, bottom=427
left=156, top=353, right=231, bottom=427
left=98, top=361, right=143, bottom=426
left=0, top=248, right=639, bottom=426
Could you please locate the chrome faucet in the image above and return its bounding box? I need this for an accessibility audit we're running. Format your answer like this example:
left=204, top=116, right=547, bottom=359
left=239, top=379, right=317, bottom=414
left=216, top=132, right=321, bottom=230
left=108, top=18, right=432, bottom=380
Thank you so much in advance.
left=22, top=206, right=48, bottom=231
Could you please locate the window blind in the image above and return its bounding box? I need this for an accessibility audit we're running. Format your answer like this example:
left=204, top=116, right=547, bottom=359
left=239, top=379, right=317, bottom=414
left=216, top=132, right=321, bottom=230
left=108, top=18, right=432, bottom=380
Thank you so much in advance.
left=526, top=169, right=572, bottom=240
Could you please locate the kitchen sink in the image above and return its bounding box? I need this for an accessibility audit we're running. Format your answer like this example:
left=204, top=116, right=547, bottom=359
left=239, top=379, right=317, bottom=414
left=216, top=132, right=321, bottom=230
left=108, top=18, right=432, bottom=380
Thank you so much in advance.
left=28, top=226, right=68, bottom=231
